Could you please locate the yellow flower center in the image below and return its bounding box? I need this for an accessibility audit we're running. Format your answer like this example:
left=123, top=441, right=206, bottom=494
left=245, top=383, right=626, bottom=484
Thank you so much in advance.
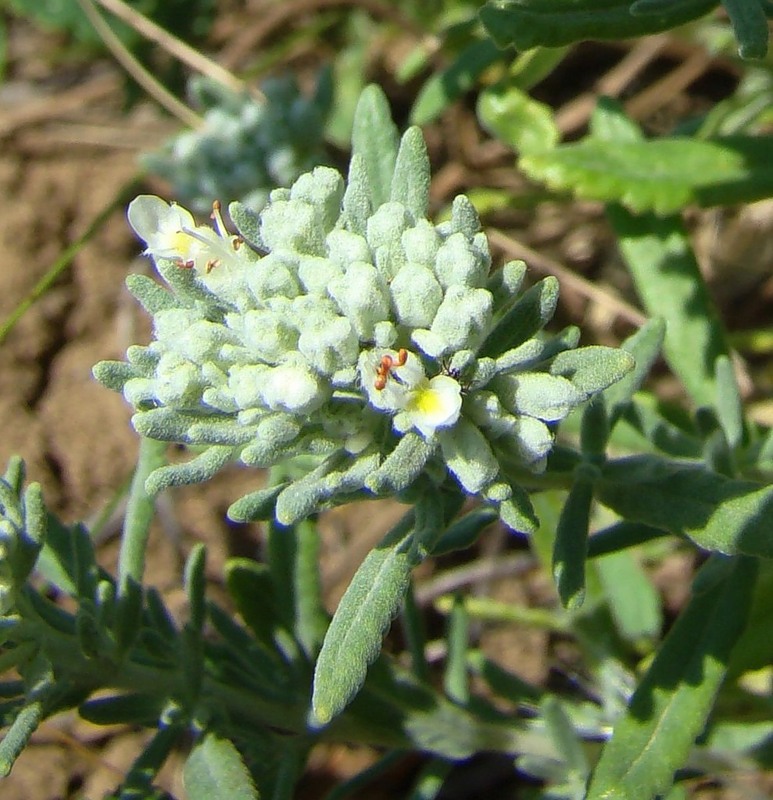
left=406, top=383, right=443, bottom=416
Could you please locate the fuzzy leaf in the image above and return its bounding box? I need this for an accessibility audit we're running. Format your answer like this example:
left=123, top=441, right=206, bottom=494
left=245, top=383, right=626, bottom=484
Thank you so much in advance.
left=438, top=419, right=499, bottom=494
left=550, top=346, right=634, bottom=398
left=229, top=201, right=263, bottom=251
left=391, top=127, right=430, bottom=219
left=480, top=0, right=719, bottom=51
left=184, top=733, right=259, bottom=800
left=596, top=456, right=773, bottom=558
left=312, top=512, right=416, bottom=724
left=145, top=446, right=236, bottom=495
left=521, top=135, right=773, bottom=214
left=586, top=555, right=757, bottom=800
left=366, top=433, right=434, bottom=494
left=351, top=85, right=399, bottom=210
left=227, top=483, right=288, bottom=522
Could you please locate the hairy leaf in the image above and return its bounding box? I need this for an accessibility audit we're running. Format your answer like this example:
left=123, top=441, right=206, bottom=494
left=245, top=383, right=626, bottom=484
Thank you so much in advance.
left=184, top=733, right=259, bottom=800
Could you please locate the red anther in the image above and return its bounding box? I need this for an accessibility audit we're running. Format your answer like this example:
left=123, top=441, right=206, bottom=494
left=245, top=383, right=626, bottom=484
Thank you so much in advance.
left=380, top=355, right=394, bottom=371
left=396, top=348, right=408, bottom=366
left=374, top=374, right=387, bottom=390
left=176, top=259, right=195, bottom=269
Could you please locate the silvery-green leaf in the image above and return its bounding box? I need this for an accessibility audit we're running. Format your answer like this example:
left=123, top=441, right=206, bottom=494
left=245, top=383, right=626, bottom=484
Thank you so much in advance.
left=438, top=419, right=499, bottom=494
left=550, top=346, right=635, bottom=398
left=495, top=373, right=584, bottom=422
left=351, top=85, right=399, bottom=210
left=391, top=127, right=430, bottom=219
left=311, top=512, right=416, bottom=724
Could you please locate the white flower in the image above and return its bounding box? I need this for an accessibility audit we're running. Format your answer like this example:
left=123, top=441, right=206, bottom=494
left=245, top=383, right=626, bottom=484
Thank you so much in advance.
left=359, top=349, right=462, bottom=438
left=127, top=195, right=247, bottom=274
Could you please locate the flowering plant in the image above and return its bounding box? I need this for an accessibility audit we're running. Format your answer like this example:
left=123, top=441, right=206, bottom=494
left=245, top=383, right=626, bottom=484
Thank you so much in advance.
left=95, top=86, right=633, bottom=538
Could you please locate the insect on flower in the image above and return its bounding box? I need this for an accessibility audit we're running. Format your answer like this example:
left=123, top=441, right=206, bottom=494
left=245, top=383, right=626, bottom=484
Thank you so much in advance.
left=374, top=348, right=408, bottom=390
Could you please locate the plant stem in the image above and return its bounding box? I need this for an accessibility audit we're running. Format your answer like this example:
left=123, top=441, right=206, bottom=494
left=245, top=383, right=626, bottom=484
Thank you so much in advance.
left=118, top=437, right=168, bottom=590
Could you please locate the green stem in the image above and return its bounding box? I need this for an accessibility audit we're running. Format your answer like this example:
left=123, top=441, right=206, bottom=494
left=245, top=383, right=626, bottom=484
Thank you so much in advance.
left=118, top=437, right=168, bottom=590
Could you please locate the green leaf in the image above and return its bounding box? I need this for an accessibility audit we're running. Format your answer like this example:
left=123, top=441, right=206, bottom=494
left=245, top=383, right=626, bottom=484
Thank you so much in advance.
left=550, top=346, right=635, bottom=398
left=391, top=127, right=430, bottom=219
left=479, top=276, right=559, bottom=358
left=608, top=207, right=730, bottom=407
left=431, top=507, right=498, bottom=556
left=311, top=511, right=416, bottom=724
left=721, top=0, right=770, bottom=58
left=184, top=544, right=207, bottom=634
left=79, top=693, right=163, bottom=727
left=596, top=455, right=773, bottom=558
left=480, top=0, right=719, bottom=51
left=594, top=549, right=662, bottom=645
left=145, top=446, right=237, bottom=495
left=603, top=318, right=666, bottom=425
left=553, top=480, right=593, bottom=609
left=227, top=483, right=288, bottom=523
left=184, top=733, right=259, bottom=800
left=411, top=38, right=504, bottom=125
left=478, top=83, right=559, bottom=155
left=522, top=134, right=773, bottom=214
left=586, top=555, right=757, bottom=800
left=714, top=355, right=745, bottom=449
left=0, top=701, right=42, bottom=777
left=350, top=85, right=399, bottom=210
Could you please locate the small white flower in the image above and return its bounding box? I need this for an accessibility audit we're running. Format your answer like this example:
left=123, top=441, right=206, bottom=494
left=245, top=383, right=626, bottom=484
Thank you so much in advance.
left=127, top=195, right=247, bottom=274
left=360, top=349, right=462, bottom=438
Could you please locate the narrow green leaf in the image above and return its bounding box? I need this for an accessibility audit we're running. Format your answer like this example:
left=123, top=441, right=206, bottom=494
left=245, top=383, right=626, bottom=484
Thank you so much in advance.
left=311, top=512, right=416, bottom=724
left=587, top=521, right=669, bottom=558
left=550, top=346, right=634, bottom=399
left=586, top=555, right=757, bottom=800
left=443, top=596, right=469, bottom=704
left=541, top=696, right=590, bottom=778
left=431, top=507, right=498, bottom=556
left=390, top=127, right=430, bottom=219
left=714, top=355, right=745, bottom=449
left=227, top=483, right=288, bottom=522
left=0, top=701, right=42, bottom=777
left=184, top=733, right=259, bottom=800
left=411, top=38, right=503, bottom=126
left=125, top=274, right=177, bottom=315
left=351, top=85, right=398, bottom=210
left=479, top=276, right=559, bottom=358
left=480, top=0, right=719, bottom=51
left=721, top=0, right=770, bottom=58
left=603, top=318, right=666, bottom=425
left=145, top=446, right=236, bottom=495
left=79, top=693, right=163, bottom=727
left=478, top=83, right=559, bottom=155
left=407, top=758, right=453, bottom=800
left=608, top=207, right=729, bottom=407
left=595, top=550, right=662, bottom=644
left=596, top=455, right=773, bottom=558
left=553, top=481, right=593, bottom=609
left=291, top=518, right=328, bottom=657
left=184, top=544, right=207, bottom=634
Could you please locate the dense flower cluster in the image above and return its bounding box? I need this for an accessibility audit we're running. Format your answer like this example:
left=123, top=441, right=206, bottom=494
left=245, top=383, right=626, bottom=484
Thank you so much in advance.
left=143, top=75, right=330, bottom=213
left=95, top=88, right=632, bottom=529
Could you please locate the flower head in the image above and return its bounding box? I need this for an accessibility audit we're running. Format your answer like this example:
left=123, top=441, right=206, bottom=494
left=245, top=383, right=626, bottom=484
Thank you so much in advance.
left=95, top=86, right=633, bottom=531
